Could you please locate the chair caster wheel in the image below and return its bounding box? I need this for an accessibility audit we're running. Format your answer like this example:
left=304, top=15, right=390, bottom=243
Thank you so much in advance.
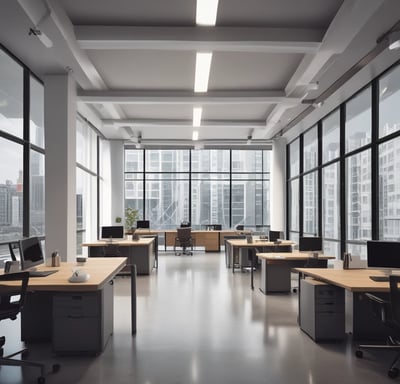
left=355, top=350, right=363, bottom=358
left=292, top=288, right=297, bottom=293
left=52, top=363, right=61, bottom=373
left=388, top=368, right=399, bottom=378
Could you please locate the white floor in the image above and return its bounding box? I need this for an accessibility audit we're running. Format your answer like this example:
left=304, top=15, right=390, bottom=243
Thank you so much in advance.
left=0, top=252, right=396, bottom=384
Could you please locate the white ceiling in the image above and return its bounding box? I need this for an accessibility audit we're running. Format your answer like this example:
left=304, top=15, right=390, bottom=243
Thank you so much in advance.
left=1, top=0, right=400, bottom=147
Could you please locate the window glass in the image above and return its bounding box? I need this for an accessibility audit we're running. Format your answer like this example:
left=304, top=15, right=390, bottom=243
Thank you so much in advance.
left=303, top=126, right=318, bottom=171
left=0, top=138, right=23, bottom=241
left=146, top=177, right=189, bottom=229
left=76, top=168, right=97, bottom=255
left=289, top=139, right=299, bottom=177
left=322, top=110, right=340, bottom=163
left=322, top=162, right=340, bottom=240
left=76, top=118, right=97, bottom=171
left=379, top=136, right=400, bottom=240
left=345, top=87, right=371, bottom=153
left=30, top=77, right=45, bottom=148
left=125, top=149, right=144, bottom=172
left=379, top=65, right=400, bottom=138
left=232, top=150, right=262, bottom=173
left=30, top=150, right=45, bottom=236
left=145, top=149, right=189, bottom=172
left=192, top=149, right=230, bottom=172
left=303, top=171, right=318, bottom=235
left=346, top=150, right=371, bottom=242
left=0, top=49, right=23, bottom=139
left=289, top=179, right=299, bottom=232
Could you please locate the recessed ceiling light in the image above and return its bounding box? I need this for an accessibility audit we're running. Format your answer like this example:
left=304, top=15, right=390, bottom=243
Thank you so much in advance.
left=192, top=130, right=199, bottom=141
left=193, top=107, right=202, bottom=127
left=196, top=0, right=219, bottom=26
left=194, top=52, right=212, bottom=93
left=388, top=30, right=400, bottom=50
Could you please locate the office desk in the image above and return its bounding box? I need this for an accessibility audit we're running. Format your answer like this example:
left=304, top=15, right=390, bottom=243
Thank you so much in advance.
left=257, top=252, right=334, bottom=294
left=226, top=239, right=294, bottom=272
left=164, top=230, right=243, bottom=252
left=11, top=258, right=128, bottom=354
left=295, top=268, right=392, bottom=340
left=83, top=237, right=155, bottom=275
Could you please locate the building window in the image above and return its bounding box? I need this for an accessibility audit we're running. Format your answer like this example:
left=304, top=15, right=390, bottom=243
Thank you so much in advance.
left=124, top=148, right=270, bottom=230
left=322, top=110, right=340, bottom=163
left=345, top=86, right=371, bottom=153
left=303, top=126, right=318, bottom=172
left=379, top=65, right=400, bottom=138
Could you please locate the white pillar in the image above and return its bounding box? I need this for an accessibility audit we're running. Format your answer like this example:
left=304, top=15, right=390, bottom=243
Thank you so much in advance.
left=270, top=137, right=287, bottom=234
left=44, top=74, right=76, bottom=261
left=109, top=140, right=125, bottom=225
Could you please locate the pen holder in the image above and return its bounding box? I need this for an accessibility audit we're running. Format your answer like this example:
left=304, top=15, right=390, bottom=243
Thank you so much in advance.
left=51, top=251, right=61, bottom=267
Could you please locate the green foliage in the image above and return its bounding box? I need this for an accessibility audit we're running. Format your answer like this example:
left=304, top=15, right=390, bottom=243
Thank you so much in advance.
left=125, top=207, right=139, bottom=229
left=115, top=216, right=122, bottom=223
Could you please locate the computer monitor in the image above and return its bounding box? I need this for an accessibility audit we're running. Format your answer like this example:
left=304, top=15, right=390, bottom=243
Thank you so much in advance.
left=101, top=226, right=124, bottom=241
left=180, top=221, right=191, bottom=228
left=299, top=236, right=323, bottom=252
left=19, top=237, right=44, bottom=271
left=269, top=230, right=284, bottom=242
left=367, top=241, right=400, bottom=272
left=136, top=220, right=150, bottom=229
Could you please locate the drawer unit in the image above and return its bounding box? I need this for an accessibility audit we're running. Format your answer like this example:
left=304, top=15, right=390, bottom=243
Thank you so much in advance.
left=52, top=281, right=114, bottom=354
left=300, top=278, right=345, bottom=342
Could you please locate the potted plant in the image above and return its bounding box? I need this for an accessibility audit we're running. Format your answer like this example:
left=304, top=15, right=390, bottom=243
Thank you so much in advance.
left=125, top=208, right=139, bottom=239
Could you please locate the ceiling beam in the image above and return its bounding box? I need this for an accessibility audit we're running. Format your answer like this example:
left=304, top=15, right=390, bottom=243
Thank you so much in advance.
left=103, top=119, right=266, bottom=130
left=78, top=90, right=302, bottom=105
left=75, top=26, right=323, bottom=53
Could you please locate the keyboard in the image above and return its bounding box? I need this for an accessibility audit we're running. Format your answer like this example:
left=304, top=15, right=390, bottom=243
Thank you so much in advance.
left=369, top=275, right=389, bottom=282
left=28, top=270, right=58, bottom=277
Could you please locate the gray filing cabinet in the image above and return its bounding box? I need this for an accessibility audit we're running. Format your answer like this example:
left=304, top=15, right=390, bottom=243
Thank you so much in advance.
left=52, top=280, right=114, bottom=354
left=299, top=278, right=345, bottom=342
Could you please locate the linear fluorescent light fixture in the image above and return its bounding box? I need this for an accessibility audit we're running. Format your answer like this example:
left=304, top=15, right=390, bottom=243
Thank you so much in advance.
left=389, top=30, right=400, bottom=50
left=193, top=107, right=202, bottom=127
left=192, top=130, right=199, bottom=141
left=196, top=0, right=219, bottom=26
left=194, top=52, right=212, bottom=92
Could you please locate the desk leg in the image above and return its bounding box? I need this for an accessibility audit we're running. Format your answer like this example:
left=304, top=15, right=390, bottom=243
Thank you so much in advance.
left=251, top=254, right=254, bottom=290
left=131, top=264, right=137, bottom=335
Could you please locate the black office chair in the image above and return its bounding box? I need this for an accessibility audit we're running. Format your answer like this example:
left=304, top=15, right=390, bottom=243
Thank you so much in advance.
left=355, top=275, right=400, bottom=378
left=0, top=272, right=60, bottom=383
left=174, top=227, right=194, bottom=255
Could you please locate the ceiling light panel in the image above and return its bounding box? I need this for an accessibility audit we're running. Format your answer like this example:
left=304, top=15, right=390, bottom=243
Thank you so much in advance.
left=192, top=130, right=199, bottom=141
left=196, top=0, right=219, bottom=26
left=193, top=107, right=202, bottom=127
left=194, top=52, right=212, bottom=92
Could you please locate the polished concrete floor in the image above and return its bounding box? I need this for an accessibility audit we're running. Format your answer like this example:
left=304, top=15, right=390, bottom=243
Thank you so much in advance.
left=0, top=252, right=397, bottom=383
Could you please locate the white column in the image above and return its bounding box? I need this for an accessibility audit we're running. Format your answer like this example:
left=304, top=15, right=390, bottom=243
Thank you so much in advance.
left=109, top=140, right=125, bottom=225
left=44, top=74, right=76, bottom=262
left=270, top=137, right=287, bottom=234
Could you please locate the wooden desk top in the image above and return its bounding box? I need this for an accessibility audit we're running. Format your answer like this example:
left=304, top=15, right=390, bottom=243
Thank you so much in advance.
left=226, top=239, right=295, bottom=248
left=82, top=238, right=154, bottom=247
left=294, top=268, right=391, bottom=293
left=0, top=257, right=127, bottom=292
left=257, top=251, right=335, bottom=261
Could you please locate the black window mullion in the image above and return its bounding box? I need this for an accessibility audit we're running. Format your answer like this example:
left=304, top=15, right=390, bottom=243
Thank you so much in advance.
left=189, top=150, right=192, bottom=225
left=317, top=121, right=323, bottom=237
left=371, top=79, right=379, bottom=240
left=143, top=149, right=146, bottom=219
left=23, top=68, right=30, bottom=237
left=340, top=104, right=346, bottom=257
left=299, top=135, right=304, bottom=237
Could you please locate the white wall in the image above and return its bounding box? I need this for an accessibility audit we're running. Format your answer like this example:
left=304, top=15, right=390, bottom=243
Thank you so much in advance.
left=109, top=140, right=125, bottom=226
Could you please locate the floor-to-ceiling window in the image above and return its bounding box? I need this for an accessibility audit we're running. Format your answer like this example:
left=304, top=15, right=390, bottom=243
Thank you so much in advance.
left=124, top=148, right=271, bottom=230
left=0, top=46, right=45, bottom=261
left=287, top=59, right=400, bottom=260
left=76, top=117, right=98, bottom=255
